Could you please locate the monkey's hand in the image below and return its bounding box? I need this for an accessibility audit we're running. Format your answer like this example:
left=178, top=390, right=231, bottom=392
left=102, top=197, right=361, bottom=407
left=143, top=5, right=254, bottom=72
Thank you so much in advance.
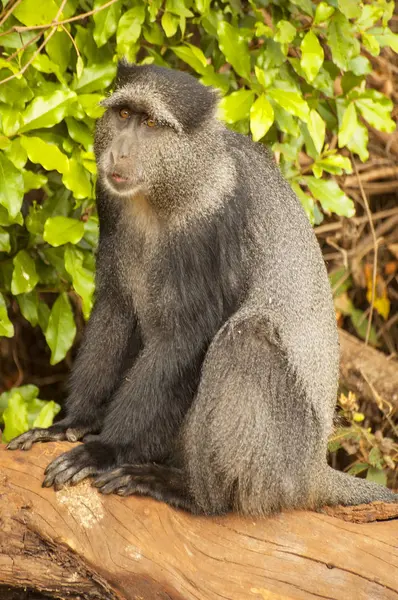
left=42, top=441, right=116, bottom=490
left=6, top=419, right=94, bottom=451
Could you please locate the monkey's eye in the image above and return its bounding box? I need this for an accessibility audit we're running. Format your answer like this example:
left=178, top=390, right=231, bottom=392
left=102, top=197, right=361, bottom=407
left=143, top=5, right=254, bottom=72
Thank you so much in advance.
left=143, top=117, right=157, bottom=128
left=119, top=108, right=131, bottom=120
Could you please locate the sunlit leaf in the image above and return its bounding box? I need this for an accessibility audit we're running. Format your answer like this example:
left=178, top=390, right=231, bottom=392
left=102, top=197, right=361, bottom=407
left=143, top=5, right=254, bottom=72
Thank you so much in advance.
left=306, top=177, right=355, bottom=217
left=0, top=292, right=14, bottom=338
left=218, top=21, right=251, bottom=80
left=0, top=153, right=24, bottom=218
left=45, top=292, right=76, bottom=365
left=250, top=94, right=274, bottom=141
left=11, top=250, right=39, bottom=295
left=44, top=216, right=85, bottom=247
left=218, top=89, right=255, bottom=124
left=300, top=31, right=324, bottom=83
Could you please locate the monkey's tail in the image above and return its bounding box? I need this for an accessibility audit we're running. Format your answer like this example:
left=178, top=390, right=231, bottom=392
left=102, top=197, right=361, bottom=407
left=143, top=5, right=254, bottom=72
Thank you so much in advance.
left=317, top=465, right=398, bottom=507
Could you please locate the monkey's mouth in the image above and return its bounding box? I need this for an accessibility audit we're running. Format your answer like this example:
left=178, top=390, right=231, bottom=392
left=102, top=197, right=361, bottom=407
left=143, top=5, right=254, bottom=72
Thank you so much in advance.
left=111, top=172, right=129, bottom=184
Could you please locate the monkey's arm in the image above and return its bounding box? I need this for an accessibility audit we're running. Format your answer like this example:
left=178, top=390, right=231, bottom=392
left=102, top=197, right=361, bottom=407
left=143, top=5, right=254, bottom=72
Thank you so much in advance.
left=41, top=339, right=200, bottom=488
left=8, top=291, right=137, bottom=450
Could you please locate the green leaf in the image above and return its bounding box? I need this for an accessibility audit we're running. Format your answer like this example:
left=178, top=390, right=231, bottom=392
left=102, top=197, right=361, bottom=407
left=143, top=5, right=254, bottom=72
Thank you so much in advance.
left=307, top=109, right=325, bottom=155
left=338, top=103, right=357, bottom=148
left=162, top=12, right=179, bottom=37
left=300, top=31, right=324, bottom=83
left=0, top=385, right=39, bottom=419
left=368, top=447, right=383, bottom=468
left=338, top=0, right=361, bottom=19
left=218, top=89, right=255, bottom=124
left=45, top=292, right=76, bottom=365
left=65, top=118, right=93, bottom=151
left=290, top=0, right=313, bottom=16
left=371, top=27, right=398, bottom=53
left=20, top=136, right=69, bottom=173
left=11, top=250, right=39, bottom=295
left=328, top=13, right=360, bottom=70
left=250, top=94, right=274, bottom=141
left=274, top=20, right=296, bottom=45
left=0, top=105, right=22, bottom=136
left=346, top=121, right=369, bottom=162
left=0, top=291, right=13, bottom=338
left=268, top=89, right=309, bottom=122
left=65, top=245, right=95, bottom=319
left=5, top=138, right=28, bottom=169
left=13, top=0, right=59, bottom=26
left=62, top=158, right=92, bottom=200
left=347, top=56, right=372, bottom=76
left=218, top=21, right=251, bottom=80
left=355, top=92, right=395, bottom=133
left=143, top=23, right=164, bottom=45
left=93, top=0, right=122, bottom=47
left=33, top=400, right=61, bottom=428
left=306, top=177, right=355, bottom=217
left=46, top=30, right=72, bottom=74
left=75, top=63, right=116, bottom=94
left=17, top=291, right=39, bottom=327
left=78, top=94, right=105, bottom=119
left=347, top=463, right=369, bottom=476
left=20, top=90, right=76, bottom=132
left=166, top=0, right=193, bottom=17
left=2, top=393, right=29, bottom=442
left=44, top=216, right=85, bottom=247
left=32, top=54, right=65, bottom=84
left=291, top=182, right=315, bottom=225
left=362, top=33, right=380, bottom=56
left=0, top=225, right=10, bottom=252
left=117, top=4, right=145, bottom=49
left=350, top=308, right=378, bottom=345
left=0, top=152, right=24, bottom=218
left=366, top=467, right=387, bottom=486
left=172, top=44, right=208, bottom=73
left=314, top=2, right=335, bottom=24
left=313, top=154, right=352, bottom=176
left=23, top=170, right=48, bottom=193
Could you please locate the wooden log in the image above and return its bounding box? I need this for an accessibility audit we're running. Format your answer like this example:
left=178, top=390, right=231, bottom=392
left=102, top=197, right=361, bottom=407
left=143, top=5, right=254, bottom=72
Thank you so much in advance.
left=0, top=443, right=398, bottom=600
left=338, top=329, right=398, bottom=409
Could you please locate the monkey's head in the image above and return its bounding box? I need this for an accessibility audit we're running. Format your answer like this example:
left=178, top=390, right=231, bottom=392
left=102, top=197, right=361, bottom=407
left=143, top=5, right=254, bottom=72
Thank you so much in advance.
left=94, top=61, right=223, bottom=210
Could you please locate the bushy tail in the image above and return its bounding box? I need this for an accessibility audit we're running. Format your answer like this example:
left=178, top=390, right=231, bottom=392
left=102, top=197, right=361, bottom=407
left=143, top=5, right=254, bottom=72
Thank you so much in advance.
left=317, top=465, right=398, bottom=507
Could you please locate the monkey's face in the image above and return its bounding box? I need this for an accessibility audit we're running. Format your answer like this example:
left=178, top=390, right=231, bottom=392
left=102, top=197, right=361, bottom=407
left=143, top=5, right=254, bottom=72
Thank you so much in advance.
left=94, top=63, right=221, bottom=208
left=95, top=104, right=177, bottom=200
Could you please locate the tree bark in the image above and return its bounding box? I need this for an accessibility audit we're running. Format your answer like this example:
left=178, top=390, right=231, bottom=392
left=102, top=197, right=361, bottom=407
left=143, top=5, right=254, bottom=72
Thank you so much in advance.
left=0, top=443, right=397, bottom=600
left=339, top=329, right=398, bottom=408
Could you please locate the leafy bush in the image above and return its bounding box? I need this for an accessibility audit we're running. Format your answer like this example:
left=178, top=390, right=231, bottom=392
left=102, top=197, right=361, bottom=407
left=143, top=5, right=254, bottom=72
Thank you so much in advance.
left=0, top=0, right=397, bottom=442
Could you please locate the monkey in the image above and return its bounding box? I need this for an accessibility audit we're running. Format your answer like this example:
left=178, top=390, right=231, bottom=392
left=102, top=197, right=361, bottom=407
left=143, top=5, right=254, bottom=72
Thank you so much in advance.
left=8, top=61, right=397, bottom=515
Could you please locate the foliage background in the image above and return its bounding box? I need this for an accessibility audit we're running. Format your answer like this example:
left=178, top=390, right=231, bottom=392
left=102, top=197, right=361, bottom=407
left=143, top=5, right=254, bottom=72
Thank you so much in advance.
left=0, top=0, right=397, bottom=485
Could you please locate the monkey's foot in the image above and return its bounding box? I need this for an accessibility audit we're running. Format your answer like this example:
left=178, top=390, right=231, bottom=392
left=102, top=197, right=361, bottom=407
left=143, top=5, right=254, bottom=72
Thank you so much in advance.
left=94, top=464, right=197, bottom=512
left=6, top=421, right=92, bottom=451
left=42, top=442, right=115, bottom=490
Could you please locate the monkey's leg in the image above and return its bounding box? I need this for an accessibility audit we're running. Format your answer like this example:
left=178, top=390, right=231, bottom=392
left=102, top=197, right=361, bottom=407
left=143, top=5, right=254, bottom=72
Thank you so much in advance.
left=8, top=293, right=137, bottom=451
left=94, top=464, right=197, bottom=513
left=179, top=314, right=329, bottom=516
left=41, top=340, right=199, bottom=489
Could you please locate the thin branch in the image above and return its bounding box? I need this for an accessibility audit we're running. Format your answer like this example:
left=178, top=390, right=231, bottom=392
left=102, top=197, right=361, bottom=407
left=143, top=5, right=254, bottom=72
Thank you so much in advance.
left=314, top=206, right=398, bottom=236
left=351, top=153, right=378, bottom=346
left=0, top=0, right=23, bottom=28
left=5, top=30, right=43, bottom=63
left=0, top=0, right=68, bottom=86
left=0, top=0, right=119, bottom=38
left=61, top=24, right=80, bottom=58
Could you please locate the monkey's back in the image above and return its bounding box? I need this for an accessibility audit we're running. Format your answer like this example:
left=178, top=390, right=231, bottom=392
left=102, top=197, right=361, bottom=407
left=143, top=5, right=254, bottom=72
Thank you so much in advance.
left=224, top=130, right=339, bottom=421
